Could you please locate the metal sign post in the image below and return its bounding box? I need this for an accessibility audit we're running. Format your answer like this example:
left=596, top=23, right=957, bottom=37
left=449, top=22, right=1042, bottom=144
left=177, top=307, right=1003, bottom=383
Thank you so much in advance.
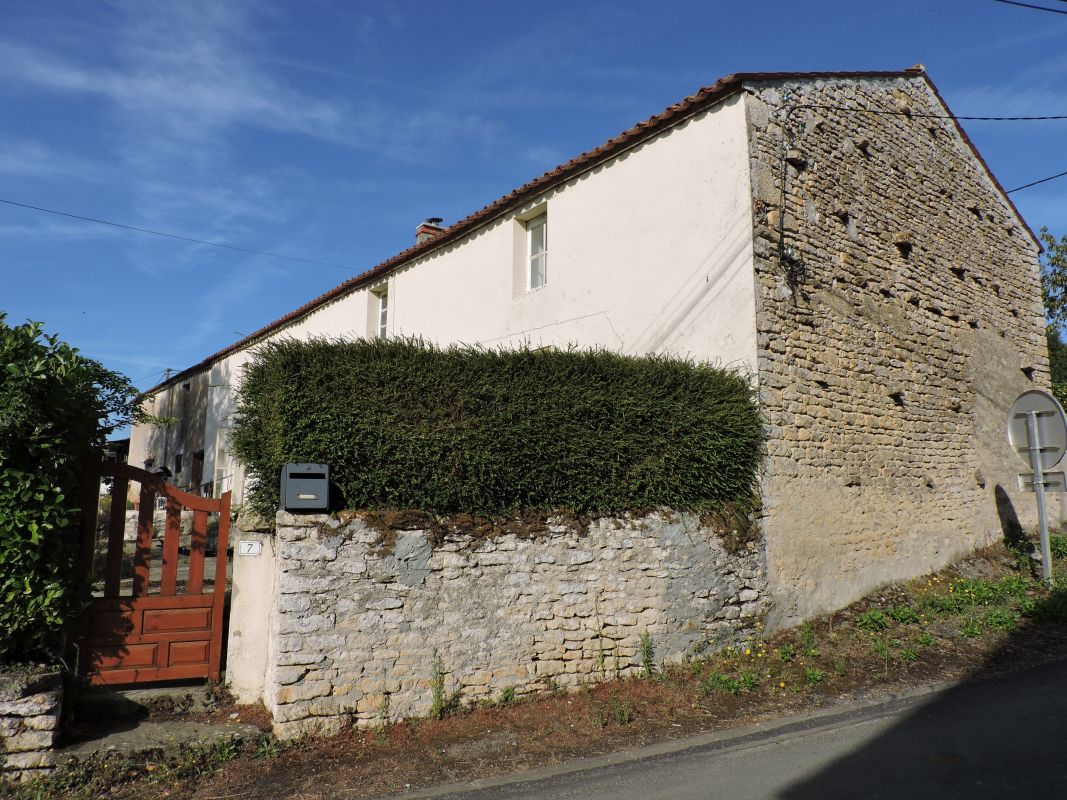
left=1007, top=389, right=1067, bottom=586
left=1025, top=410, right=1054, bottom=584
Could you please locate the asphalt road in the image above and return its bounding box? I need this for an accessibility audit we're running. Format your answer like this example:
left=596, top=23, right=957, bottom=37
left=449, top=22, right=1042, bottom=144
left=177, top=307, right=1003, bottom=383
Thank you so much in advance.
left=402, top=658, right=1067, bottom=800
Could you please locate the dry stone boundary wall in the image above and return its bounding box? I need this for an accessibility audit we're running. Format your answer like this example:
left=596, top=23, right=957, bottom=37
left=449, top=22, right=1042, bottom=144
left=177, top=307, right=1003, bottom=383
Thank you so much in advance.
left=0, top=672, right=62, bottom=785
left=266, top=511, right=766, bottom=739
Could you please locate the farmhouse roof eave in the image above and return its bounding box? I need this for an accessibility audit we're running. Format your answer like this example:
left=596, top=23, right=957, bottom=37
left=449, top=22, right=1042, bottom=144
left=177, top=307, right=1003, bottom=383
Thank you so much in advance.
left=145, top=66, right=1037, bottom=396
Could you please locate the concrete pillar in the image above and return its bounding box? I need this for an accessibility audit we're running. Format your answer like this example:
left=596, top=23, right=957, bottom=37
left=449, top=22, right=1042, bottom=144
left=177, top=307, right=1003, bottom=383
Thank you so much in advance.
left=224, top=529, right=276, bottom=705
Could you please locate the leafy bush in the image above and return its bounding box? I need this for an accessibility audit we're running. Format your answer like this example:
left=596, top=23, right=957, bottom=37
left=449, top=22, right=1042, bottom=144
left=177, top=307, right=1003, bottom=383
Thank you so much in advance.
left=232, top=337, right=763, bottom=518
left=921, top=593, right=964, bottom=616
left=0, top=315, right=139, bottom=664
left=888, top=605, right=919, bottom=624
left=857, top=609, right=889, bottom=632
left=702, top=672, right=741, bottom=695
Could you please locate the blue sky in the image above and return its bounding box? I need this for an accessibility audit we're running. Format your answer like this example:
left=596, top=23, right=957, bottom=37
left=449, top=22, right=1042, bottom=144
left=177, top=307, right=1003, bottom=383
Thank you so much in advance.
left=3, top=0, right=1065, bottom=397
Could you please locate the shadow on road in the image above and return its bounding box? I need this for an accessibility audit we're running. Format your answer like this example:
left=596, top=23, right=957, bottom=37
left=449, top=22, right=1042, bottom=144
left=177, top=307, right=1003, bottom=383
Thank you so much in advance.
left=781, top=528, right=1067, bottom=799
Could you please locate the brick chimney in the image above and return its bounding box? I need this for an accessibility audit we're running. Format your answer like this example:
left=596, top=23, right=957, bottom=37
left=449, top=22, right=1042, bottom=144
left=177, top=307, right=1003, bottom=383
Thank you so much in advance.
left=415, top=217, right=445, bottom=244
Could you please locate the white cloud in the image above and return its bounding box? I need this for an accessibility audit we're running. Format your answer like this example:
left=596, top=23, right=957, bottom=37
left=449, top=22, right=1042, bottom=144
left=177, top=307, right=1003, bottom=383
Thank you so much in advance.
left=0, top=219, right=121, bottom=239
left=0, top=3, right=496, bottom=160
left=0, top=140, right=107, bottom=181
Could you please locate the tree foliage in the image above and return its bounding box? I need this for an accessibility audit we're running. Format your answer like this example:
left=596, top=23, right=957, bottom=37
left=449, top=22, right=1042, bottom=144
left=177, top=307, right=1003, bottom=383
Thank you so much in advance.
left=232, top=337, right=764, bottom=521
left=0, top=314, right=140, bottom=664
left=1040, top=228, right=1067, bottom=404
left=1040, top=227, right=1067, bottom=331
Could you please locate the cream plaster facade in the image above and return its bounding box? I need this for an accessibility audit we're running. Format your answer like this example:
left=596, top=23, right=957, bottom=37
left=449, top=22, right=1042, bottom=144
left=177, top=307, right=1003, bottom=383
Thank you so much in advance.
left=131, top=92, right=759, bottom=506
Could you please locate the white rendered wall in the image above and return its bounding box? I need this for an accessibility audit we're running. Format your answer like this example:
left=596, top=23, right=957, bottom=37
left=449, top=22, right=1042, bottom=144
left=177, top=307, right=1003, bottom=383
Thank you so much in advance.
left=142, top=93, right=757, bottom=506
left=385, top=94, right=756, bottom=363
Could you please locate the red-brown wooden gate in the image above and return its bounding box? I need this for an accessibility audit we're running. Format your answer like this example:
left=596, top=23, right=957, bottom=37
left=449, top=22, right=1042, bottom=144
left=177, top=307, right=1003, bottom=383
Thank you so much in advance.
left=77, top=461, right=231, bottom=685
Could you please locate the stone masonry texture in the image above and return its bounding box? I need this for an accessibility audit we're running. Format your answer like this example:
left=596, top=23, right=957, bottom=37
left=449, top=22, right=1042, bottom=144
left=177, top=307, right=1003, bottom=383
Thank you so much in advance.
left=743, top=75, right=1048, bottom=625
left=0, top=671, right=62, bottom=785
left=266, top=511, right=766, bottom=739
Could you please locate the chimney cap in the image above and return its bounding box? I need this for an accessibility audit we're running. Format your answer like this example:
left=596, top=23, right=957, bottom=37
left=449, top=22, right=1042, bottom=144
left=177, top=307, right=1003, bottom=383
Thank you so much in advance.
left=425, top=217, right=444, bottom=226
left=415, top=218, right=446, bottom=245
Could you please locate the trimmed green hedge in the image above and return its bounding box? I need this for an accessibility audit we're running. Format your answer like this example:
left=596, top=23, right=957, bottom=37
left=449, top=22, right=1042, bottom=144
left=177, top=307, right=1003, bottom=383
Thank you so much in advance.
left=232, top=337, right=763, bottom=519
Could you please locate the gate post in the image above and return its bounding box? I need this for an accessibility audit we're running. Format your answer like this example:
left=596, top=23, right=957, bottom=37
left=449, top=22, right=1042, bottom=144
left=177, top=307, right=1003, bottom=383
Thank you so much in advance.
left=223, top=512, right=277, bottom=704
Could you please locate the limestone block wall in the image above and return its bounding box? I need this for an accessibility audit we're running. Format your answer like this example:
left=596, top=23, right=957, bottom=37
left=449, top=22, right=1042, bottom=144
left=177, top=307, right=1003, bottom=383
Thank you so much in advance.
left=265, top=511, right=766, bottom=739
left=742, top=74, right=1049, bottom=624
left=0, top=671, right=62, bottom=784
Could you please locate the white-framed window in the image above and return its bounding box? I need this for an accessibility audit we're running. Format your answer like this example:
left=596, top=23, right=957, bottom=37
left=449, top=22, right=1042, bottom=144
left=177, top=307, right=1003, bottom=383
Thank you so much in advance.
left=375, top=286, right=389, bottom=339
left=526, top=213, right=547, bottom=290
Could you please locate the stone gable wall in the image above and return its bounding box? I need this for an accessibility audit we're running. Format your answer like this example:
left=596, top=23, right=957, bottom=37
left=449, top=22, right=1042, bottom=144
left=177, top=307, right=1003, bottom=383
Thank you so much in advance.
left=265, top=511, right=766, bottom=739
left=743, top=75, right=1049, bottom=624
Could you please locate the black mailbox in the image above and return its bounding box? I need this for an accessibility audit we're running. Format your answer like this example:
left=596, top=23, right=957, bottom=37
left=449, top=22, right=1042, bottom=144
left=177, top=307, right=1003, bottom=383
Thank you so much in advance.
left=281, top=463, right=329, bottom=511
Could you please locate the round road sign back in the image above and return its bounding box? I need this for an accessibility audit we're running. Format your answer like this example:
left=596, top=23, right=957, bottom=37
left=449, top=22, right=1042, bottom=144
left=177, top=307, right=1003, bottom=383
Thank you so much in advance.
left=1007, top=389, right=1067, bottom=471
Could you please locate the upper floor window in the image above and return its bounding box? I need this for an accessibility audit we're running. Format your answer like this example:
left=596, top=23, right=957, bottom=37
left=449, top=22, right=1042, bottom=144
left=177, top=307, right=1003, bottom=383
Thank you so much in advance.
left=527, top=213, right=547, bottom=290
left=375, top=286, right=389, bottom=339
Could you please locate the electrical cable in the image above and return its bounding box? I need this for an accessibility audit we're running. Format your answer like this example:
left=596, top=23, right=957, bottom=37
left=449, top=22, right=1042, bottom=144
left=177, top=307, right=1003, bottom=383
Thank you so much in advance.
left=131, top=368, right=169, bottom=384
left=0, top=198, right=355, bottom=272
left=992, top=0, right=1067, bottom=14
left=774, top=101, right=1067, bottom=292
left=3, top=105, right=1063, bottom=277
left=1007, top=168, right=1067, bottom=193
left=785, top=104, right=1067, bottom=122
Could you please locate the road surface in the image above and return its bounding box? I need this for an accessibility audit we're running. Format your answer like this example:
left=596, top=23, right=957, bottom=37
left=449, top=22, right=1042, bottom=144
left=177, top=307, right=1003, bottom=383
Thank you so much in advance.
left=400, top=658, right=1067, bottom=800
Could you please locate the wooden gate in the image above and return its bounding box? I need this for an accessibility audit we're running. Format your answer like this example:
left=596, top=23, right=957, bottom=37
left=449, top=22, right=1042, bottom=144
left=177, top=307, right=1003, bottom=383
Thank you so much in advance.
left=77, top=461, right=231, bottom=685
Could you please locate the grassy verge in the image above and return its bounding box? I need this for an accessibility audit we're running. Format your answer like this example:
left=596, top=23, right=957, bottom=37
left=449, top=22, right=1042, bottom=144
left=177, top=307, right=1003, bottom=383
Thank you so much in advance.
left=7, top=536, right=1067, bottom=800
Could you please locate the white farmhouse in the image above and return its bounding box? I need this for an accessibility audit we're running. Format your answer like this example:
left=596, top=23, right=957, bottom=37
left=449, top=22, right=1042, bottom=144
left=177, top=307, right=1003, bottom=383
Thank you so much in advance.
left=130, top=67, right=1049, bottom=623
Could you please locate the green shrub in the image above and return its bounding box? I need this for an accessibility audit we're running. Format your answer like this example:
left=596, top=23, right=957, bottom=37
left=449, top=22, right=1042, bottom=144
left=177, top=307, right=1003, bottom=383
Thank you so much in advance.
left=739, top=670, right=759, bottom=691
left=0, top=315, right=138, bottom=664
left=888, top=605, right=919, bottom=624
left=985, top=608, right=1017, bottom=631
left=639, top=631, right=656, bottom=678
left=954, top=579, right=1000, bottom=606
left=232, top=337, right=763, bottom=518
left=920, top=593, right=964, bottom=616
left=702, top=672, right=741, bottom=695
left=857, top=609, right=889, bottom=632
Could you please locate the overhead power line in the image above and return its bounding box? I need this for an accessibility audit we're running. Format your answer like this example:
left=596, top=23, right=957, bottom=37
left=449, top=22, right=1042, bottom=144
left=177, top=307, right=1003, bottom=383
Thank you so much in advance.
left=991, top=0, right=1067, bottom=14
left=131, top=368, right=170, bottom=384
left=787, top=104, right=1067, bottom=122
left=3, top=101, right=1065, bottom=268
left=1007, top=168, right=1067, bottom=193
left=0, top=198, right=355, bottom=272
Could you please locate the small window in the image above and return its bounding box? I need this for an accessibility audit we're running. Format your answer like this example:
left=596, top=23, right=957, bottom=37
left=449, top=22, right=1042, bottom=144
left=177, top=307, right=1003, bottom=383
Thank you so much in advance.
left=375, top=287, right=389, bottom=339
left=527, top=213, right=547, bottom=290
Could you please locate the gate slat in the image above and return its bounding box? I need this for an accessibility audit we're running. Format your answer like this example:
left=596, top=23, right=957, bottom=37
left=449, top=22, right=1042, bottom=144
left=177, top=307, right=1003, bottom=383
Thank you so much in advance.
left=132, top=485, right=155, bottom=598
left=159, top=499, right=181, bottom=597
left=78, top=459, right=103, bottom=576
left=187, top=510, right=208, bottom=595
left=208, top=491, right=232, bottom=681
left=103, top=476, right=129, bottom=598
